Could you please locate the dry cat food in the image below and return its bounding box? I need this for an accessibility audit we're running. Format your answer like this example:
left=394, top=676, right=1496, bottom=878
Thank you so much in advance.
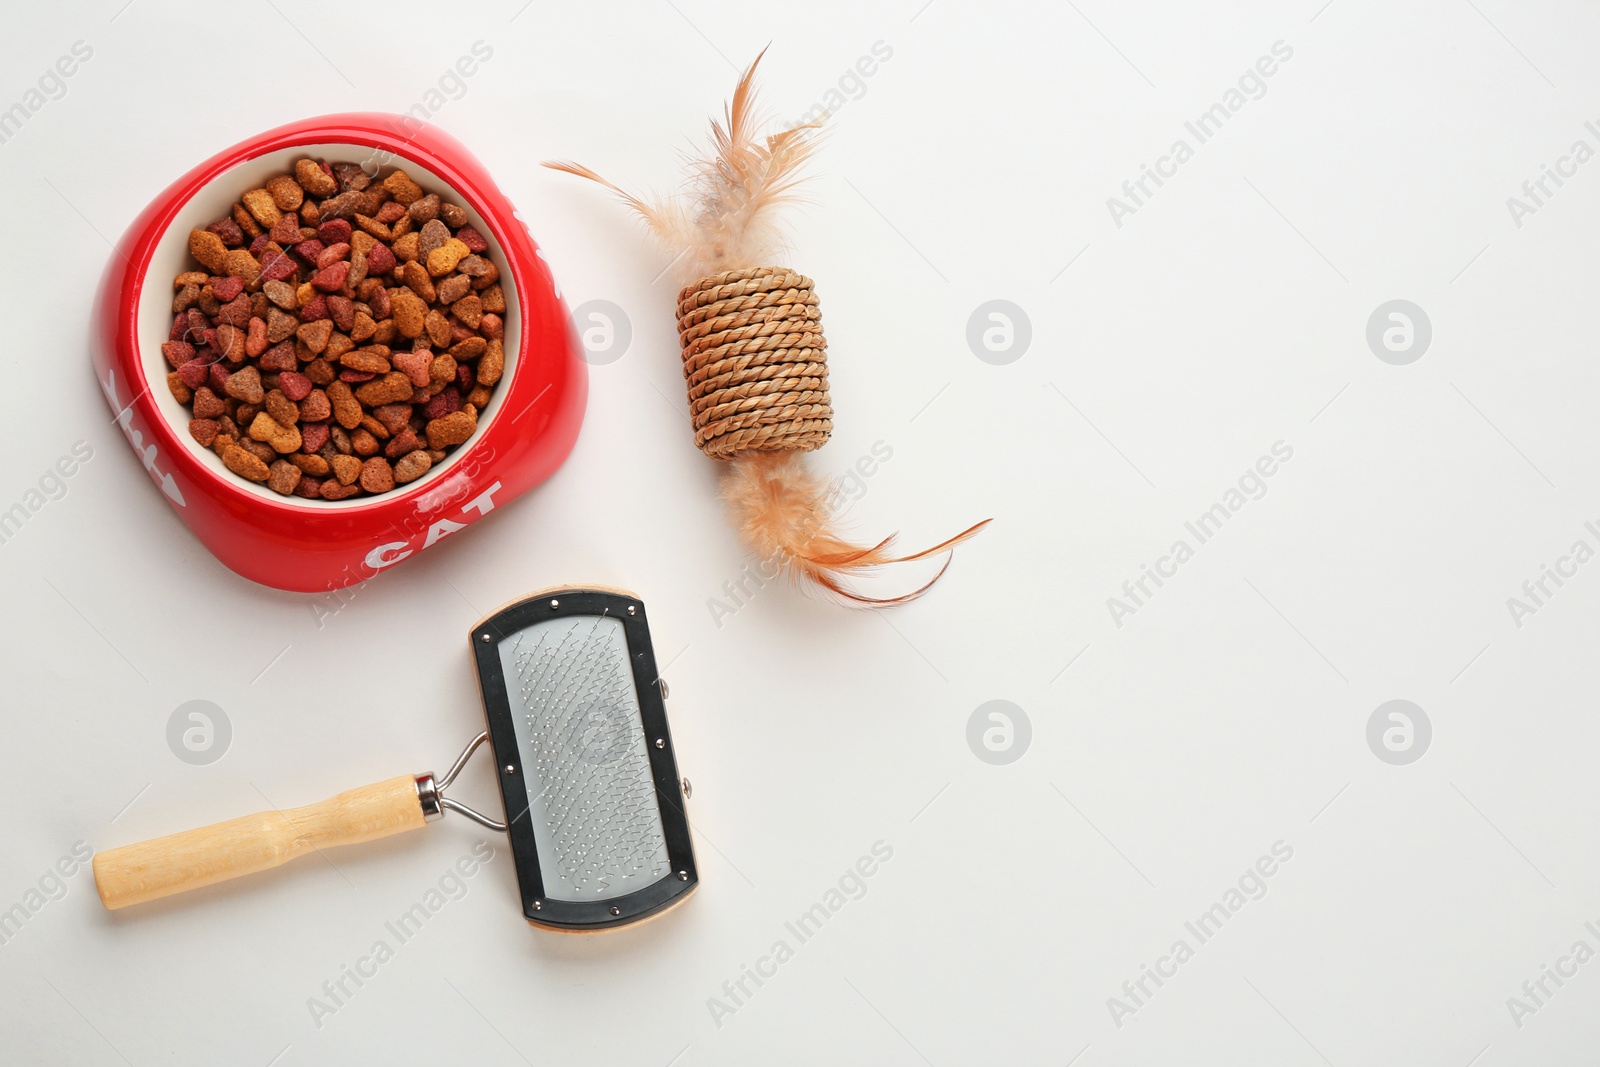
left=162, top=158, right=508, bottom=499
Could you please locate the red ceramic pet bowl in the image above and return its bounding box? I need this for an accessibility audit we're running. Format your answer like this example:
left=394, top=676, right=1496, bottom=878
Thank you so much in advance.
left=92, top=114, right=585, bottom=592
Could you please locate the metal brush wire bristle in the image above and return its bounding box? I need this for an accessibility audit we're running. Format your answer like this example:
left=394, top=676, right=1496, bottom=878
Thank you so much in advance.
left=504, top=615, right=669, bottom=900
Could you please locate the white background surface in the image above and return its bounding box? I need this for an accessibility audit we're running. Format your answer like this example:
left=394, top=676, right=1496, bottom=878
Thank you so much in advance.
left=2, top=1, right=1598, bottom=1064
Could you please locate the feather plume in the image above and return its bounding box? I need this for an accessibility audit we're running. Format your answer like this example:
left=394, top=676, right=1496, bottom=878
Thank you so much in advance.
left=721, top=452, right=989, bottom=605
left=545, top=47, right=821, bottom=281
left=547, top=50, right=987, bottom=606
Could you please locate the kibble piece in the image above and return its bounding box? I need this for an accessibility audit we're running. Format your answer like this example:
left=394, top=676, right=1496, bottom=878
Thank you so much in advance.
left=223, top=249, right=262, bottom=288
left=417, top=219, right=450, bottom=257
left=440, top=202, right=467, bottom=228
left=392, top=447, right=432, bottom=486
left=311, top=261, right=351, bottom=292
left=332, top=161, right=369, bottom=192
left=295, top=158, right=338, bottom=197
left=427, top=237, right=470, bottom=277
left=222, top=444, right=271, bottom=482
left=354, top=214, right=391, bottom=241
left=300, top=422, right=331, bottom=454
left=224, top=365, right=264, bottom=403
left=245, top=317, right=268, bottom=357
left=266, top=175, right=305, bottom=212
left=241, top=189, right=282, bottom=227
left=267, top=460, right=302, bottom=496
left=392, top=231, right=421, bottom=263
left=328, top=453, right=362, bottom=485
left=324, top=333, right=354, bottom=363
left=451, top=294, right=483, bottom=329
left=297, top=319, right=333, bottom=354
left=382, top=169, right=424, bottom=205
left=207, top=217, right=244, bottom=248
left=231, top=203, right=262, bottom=239
left=355, top=371, right=414, bottom=406
left=426, top=410, right=475, bottom=449
left=251, top=415, right=303, bottom=454
left=188, top=230, right=228, bottom=273
left=366, top=242, right=396, bottom=276
left=248, top=412, right=283, bottom=442
left=177, top=360, right=211, bottom=391
left=326, top=380, right=363, bottom=429
left=215, top=322, right=246, bottom=362
left=429, top=352, right=457, bottom=383
left=391, top=290, right=427, bottom=339
left=215, top=293, right=252, bottom=327
left=341, top=348, right=391, bottom=374
left=385, top=427, right=424, bottom=458
left=450, top=336, right=487, bottom=360
left=326, top=294, right=355, bottom=333
left=359, top=456, right=396, bottom=493
left=269, top=213, right=302, bottom=246
left=393, top=350, right=431, bottom=387
left=266, top=307, right=298, bottom=343
left=319, top=190, right=363, bottom=221
left=477, top=339, right=503, bottom=386
left=437, top=274, right=472, bottom=306
left=299, top=388, right=332, bottom=422
left=316, top=478, right=354, bottom=500
left=288, top=453, right=330, bottom=476
left=263, top=279, right=297, bottom=309
left=189, top=419, right=220, bottom=447
left=408, top=194, right=440, bottom=223
left=241, top=438, right=278, bottom=468
left=397, top=260, right=435, bottom=304
left=392, top=451, right=432, bottom=483
left=265, top=389, right=300, bottom=426
left=371, top=403, right=412, bottom=436
left=278, top=371, right=313, bottom=401
left=424, top=310, right=452, bottom=348
left=193, top=386, right=226, bottom=419
left=424, top=388, right=461, bottom=420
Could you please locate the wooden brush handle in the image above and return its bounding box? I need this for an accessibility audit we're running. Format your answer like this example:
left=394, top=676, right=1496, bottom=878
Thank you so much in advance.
left=93, top=774, right=428, bottom=910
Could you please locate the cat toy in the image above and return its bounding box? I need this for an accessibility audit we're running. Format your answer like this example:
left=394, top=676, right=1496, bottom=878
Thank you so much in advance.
left=548, top=50, right=987, bottom=605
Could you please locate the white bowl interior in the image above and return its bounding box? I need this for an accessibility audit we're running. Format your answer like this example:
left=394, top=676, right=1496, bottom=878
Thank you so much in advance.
left=139, top=141, right=521, bottom=508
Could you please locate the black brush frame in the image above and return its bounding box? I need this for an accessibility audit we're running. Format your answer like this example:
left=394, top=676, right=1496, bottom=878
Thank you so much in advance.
left=470, top=588, right=698, bottom=931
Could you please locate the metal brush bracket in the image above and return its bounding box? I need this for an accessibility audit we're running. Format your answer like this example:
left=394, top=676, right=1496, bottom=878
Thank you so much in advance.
left=415, top=732, right=507, bottom=833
